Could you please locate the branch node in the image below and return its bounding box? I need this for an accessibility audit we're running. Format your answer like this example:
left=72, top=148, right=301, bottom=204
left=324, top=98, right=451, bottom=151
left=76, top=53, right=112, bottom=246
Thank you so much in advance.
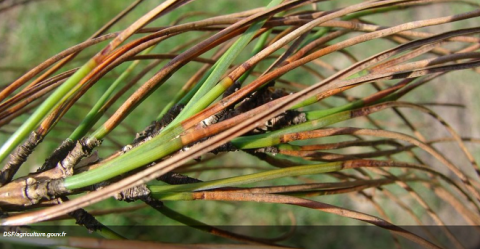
left=24, top=178, right=69, bottom=205
left=56, top=138, right=101, bottom=177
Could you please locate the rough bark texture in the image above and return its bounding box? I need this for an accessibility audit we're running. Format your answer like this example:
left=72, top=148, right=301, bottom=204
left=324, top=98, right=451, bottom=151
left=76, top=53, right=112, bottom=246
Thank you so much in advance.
left=24, top=178, right=69, bottom=205
left=115, top=172, right=201, bottom=202
left=37, top=139, right=76, bottom=173
left=157, top=172, right=202, bottom=185
left=132, top=103, right=185, bottom=146
left=114, top=184, right=151, bottom=202
left=68, top=208, right=105, bottom=232
left=54, top=138, right=102, bottom=177
left=0, top=132, right=43, bottom=186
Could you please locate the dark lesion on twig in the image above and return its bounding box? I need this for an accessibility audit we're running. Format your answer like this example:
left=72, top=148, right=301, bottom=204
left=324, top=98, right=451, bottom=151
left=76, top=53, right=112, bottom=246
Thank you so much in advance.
left=223, top=80, right=242, bottom=99
left=59, top=196, right=123, bottom=236
left=143, top=197, right=164, bottom=209
left=124, top=103, right=185, bottom=153
left=210, top=142, right=238, bottom=154
left=249, top=147, right=280, bottom=154
left=114, top=175, right=197, bottom=204
left=68, top=207, right=105, bottom=232
left=224, top=83, right=285, bottom=122
left=199, top=80, right=243, bottom=128
left=115, top=184, right=151, bottom=202
left=157, top=171, right=202, bottom=185
left=0, top=209, right=6, bottom=219
left=115, top=172, right=201, bottom=203
left=199, top=82, right=282, bottom=130
left=258, top=110, right=306, bottom=132
left=218, top=83, right=306, bottom=134
left=195, top=83, right=307, bottom=154
left=126, top=82, right=304, bottom=159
